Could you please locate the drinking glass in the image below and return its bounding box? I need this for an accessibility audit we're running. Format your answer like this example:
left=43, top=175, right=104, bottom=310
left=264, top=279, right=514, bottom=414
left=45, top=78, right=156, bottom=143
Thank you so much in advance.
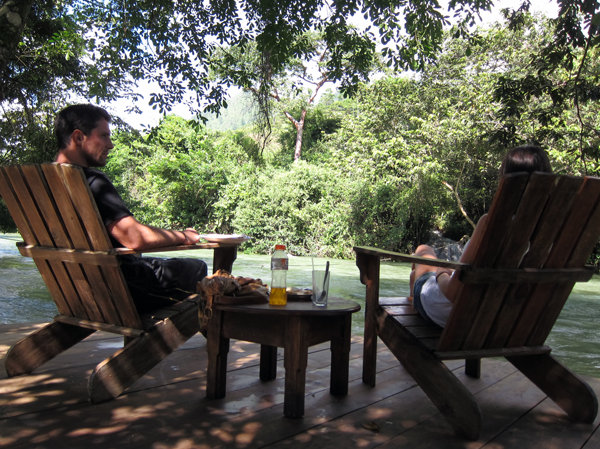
left=312, top=270, right=330, bottom=306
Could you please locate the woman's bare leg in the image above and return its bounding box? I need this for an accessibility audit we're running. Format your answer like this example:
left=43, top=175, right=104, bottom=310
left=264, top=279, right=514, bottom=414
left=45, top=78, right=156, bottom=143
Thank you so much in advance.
left=409, top=245, right=439, bottom=297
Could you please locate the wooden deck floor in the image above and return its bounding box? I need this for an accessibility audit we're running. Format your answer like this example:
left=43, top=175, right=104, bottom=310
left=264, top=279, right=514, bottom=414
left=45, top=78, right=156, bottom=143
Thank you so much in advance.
left=1, top=322, right=600, bottom=448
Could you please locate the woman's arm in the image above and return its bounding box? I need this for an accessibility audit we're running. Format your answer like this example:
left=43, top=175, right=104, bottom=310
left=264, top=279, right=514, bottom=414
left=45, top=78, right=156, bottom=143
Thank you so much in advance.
left=438, top=213, right=489, bottom=303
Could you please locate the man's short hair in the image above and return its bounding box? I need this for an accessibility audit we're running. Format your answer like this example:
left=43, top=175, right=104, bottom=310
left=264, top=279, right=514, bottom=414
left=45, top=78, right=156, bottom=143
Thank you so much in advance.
left=55, top=104, right=111, bottom=150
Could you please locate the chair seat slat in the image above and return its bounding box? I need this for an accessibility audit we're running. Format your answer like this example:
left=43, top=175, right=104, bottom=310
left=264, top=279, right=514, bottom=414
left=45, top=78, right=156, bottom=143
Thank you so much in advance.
left=101, top=267, right=143, bottom=329
left=379, top=297, right=412, bottom=306
left=384, top=305, right=419, bottom=316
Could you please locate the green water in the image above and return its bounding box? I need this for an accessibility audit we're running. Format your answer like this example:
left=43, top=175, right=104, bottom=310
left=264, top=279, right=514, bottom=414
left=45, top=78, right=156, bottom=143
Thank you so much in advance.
left=2, top=234, right=600, bottom=378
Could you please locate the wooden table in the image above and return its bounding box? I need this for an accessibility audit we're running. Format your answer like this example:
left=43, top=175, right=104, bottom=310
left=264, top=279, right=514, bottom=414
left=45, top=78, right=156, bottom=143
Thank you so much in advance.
left=206, top=298, right=361, bottom=418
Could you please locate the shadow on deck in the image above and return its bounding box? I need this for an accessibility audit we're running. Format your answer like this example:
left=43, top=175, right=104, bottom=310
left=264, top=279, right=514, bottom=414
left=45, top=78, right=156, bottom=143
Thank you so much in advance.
left=1, top=322, right=599, bottom=448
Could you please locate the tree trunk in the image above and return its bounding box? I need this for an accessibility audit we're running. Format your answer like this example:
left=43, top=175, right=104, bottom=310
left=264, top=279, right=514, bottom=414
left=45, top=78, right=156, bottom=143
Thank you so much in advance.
left=293, top=110, right=307, bottom=162
left=0, top=0, right=34, bottom=101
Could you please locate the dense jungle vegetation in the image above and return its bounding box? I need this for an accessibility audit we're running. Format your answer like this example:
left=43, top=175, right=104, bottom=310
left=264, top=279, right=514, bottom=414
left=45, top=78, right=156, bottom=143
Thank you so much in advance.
left=2, top=15, right=600, bottom=262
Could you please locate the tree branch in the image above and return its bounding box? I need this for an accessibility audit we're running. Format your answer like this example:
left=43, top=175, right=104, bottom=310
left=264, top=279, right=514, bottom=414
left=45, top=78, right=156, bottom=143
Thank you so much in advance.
left=308, top=74, right=330, bottom=104
left=283, top=110, right=300, bottom=129
left=0, top=0, right=34, bottom=101
left=442, top=180, right=476, bottom=230
left=572, top=9, right=596, bottom=176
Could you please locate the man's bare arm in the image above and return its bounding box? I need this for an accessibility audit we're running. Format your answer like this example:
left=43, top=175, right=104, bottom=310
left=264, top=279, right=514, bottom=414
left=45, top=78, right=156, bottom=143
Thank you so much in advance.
left=107, top=215, right=200, bottom=251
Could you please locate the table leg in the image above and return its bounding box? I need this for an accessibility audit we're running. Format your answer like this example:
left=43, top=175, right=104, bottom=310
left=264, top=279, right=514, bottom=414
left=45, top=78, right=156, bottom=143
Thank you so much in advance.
left=283, top=316, right=308, bottom=418
left=213, top=246, right=238, bottom=273
left=206, top=308, right=230, bottom=399
left=260, top=345, right=278, bottom=381
left=330, top=314, right=351, bottom=396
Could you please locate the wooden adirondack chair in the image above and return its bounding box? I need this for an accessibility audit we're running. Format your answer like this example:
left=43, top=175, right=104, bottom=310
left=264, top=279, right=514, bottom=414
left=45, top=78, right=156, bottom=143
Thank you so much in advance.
left=0, top=163, right=240, bottom=403
left=355, top=171, right=600, bottom=440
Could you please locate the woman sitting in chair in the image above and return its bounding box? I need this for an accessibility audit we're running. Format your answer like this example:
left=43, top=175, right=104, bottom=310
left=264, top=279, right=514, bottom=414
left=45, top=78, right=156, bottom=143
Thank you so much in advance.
left=410, top=145, right=553, bottom=327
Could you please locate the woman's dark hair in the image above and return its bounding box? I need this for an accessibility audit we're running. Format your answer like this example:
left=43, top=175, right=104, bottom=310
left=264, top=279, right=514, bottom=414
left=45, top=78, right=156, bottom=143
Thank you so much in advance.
left=54, top=104, right=111, bottom=150
left=499, top=145, right=552, bottom=176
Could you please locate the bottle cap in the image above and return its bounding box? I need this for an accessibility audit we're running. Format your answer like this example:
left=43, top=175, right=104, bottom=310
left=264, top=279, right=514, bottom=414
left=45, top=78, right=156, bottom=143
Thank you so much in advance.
left=275, top=244, right=286, bottom=250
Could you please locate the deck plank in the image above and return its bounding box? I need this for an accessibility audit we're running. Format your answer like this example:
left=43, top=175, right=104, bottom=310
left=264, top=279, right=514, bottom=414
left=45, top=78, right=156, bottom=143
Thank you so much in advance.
left=583, top=424, right=600, bottom=449
left=0, top=346, right=407, bottom=447
left=0, top=328, right=382, bottom=420
left=487, top=379, right=600, bottom=449
left=0, top=322, right=599, bottom=448
left=270, top=358, right=518, bottom=448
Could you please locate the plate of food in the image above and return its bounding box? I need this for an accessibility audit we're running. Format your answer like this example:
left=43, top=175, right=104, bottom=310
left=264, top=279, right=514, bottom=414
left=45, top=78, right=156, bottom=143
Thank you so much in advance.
left=198, top=234, right=251, bottom=244
left=286, top=287, right=313, bottom=301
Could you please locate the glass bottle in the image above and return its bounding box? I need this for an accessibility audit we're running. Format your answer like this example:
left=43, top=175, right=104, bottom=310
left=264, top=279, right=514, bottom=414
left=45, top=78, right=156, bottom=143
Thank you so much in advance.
left=269, top=244, right=288, bottom=305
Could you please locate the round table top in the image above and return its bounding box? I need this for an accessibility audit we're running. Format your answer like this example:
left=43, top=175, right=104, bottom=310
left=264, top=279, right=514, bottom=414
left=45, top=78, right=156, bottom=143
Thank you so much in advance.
left=214, top=297, right=361, bottom=316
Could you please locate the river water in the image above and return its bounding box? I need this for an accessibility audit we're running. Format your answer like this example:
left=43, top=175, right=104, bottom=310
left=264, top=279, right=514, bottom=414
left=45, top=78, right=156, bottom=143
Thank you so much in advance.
left=2, top=234, right=600, bottom=378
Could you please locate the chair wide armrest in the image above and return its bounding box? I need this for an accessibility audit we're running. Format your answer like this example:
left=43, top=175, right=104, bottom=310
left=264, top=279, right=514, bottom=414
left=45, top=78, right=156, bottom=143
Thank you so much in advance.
left=115, top=242, right=226, bottom=255
left=353, top=246, right=469, bottom=270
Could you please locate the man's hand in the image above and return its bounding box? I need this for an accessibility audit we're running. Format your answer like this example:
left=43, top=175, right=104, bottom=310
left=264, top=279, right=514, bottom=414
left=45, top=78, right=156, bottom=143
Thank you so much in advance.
left=182, top=228, right=200, bottom=245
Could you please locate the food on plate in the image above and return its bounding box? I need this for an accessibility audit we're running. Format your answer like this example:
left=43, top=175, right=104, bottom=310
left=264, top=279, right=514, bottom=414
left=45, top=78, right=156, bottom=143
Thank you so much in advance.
left=286, top=287, right=313, bottom=295
left=197, top=270, right=269, bottom=298
left=235, top=276, right=265, bottom=287
left=198, top=269, right=240, bottom=296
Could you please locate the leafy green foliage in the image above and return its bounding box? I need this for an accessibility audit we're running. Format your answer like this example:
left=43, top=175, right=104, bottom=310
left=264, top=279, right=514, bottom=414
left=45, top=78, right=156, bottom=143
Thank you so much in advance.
left=0, top=198, right=16, bottom=233
left=213, top=162, right=358, bottom=258
left=323, top=14, right=600, bottom=245
left=2, top=0, right=597, bottom=169
left=277, top=101, right=345, bottom=163
left=204, top=92, right=256, bottom=132
left=210, top=30, right=378, bottom=161
left=2, top=0, right=493, bottom=122
left=0, top=103, right=58, bottom=167
left=95, top=14, right=599, bottom=259
left=494, top=4, right=600, bottom=173
left=2, top=10, right=600, bottom=265
left=1, top=1, right=86, bottom=103
left=105, top=116, right=255, bottom=230
left=349, top=178, right=441, bottom=254
left=0, top=0, right=89, bottom=165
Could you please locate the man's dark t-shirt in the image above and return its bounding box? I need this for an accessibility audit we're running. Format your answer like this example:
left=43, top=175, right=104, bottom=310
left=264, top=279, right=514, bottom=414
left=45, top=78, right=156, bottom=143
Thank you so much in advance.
left=82, top=168, right=133, bottom=248
left=81, top=168, right=207, bottom=313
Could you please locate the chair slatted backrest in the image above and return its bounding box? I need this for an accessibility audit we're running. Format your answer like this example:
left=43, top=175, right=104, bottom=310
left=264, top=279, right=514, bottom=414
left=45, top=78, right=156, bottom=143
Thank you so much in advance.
left=437, top=172, right=600, bottom=352
left=0, top=163, right=142, bottom=329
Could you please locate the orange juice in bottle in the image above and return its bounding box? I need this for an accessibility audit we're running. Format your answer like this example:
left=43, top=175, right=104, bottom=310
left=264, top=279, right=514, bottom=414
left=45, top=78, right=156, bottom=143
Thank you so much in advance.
left=269, top=287, right=287, bottom=305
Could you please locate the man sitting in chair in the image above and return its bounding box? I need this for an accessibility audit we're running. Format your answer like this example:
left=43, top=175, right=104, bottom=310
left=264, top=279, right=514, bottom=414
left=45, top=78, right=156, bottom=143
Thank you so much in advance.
left=54, top=104, right=207, bottom=313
